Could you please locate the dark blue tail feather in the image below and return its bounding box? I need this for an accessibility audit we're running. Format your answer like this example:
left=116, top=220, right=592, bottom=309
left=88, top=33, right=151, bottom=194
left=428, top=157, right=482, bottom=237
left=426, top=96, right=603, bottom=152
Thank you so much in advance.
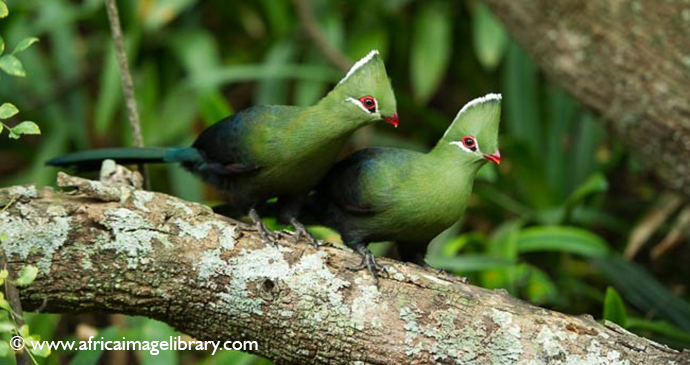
left=46, top=147, right=201, bottom=171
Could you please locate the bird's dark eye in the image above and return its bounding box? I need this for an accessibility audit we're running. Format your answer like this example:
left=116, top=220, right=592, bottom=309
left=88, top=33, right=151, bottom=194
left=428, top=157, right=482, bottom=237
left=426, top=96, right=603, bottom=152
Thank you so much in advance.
left=358, top=96, right=377, bottom=113
left=462, top=136, right=477, bottom=151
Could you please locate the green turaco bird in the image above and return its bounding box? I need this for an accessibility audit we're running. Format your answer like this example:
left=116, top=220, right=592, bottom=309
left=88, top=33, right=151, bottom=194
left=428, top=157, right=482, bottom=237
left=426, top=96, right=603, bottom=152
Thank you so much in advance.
left=47, top=50, right=399, bottom=245
left=315, top=93, right=502, bottom=283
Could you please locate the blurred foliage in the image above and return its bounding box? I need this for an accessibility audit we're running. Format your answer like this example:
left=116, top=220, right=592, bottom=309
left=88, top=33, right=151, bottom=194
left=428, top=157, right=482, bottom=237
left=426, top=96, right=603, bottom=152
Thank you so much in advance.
left=0, top=0, right=688, bottom=363
left=0, top=2, right=46, bottom=364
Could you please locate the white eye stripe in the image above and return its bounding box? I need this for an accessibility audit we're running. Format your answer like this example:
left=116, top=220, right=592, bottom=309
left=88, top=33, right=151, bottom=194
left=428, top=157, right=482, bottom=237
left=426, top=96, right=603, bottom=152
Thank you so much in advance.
left=450, top=139, right=480, bottom=153
left=345, top=97, right=378, bottom=114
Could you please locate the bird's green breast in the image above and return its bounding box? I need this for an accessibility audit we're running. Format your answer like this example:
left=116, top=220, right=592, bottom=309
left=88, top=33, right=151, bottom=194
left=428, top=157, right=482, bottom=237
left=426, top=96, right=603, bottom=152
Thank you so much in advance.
left=365, top=154, right=476, bottom=242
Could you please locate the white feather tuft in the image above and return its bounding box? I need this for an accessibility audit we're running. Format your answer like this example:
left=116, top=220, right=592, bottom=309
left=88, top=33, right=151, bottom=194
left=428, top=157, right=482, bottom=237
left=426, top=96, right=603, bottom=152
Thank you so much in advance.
left=442, top=93, right=502, bottom=138
left=337, top=50, right=380, bottom=85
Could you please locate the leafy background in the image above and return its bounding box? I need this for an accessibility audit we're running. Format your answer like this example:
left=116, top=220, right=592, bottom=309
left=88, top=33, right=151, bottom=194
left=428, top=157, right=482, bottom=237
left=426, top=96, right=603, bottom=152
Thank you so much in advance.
left=0, top=0, right=688, bottom=363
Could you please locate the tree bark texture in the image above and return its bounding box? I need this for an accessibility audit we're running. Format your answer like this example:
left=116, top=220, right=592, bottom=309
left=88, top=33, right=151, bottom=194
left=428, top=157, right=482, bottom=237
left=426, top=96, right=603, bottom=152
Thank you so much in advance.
left=0, top=172, right=688, bottom=364
left=484, top=0, right=690, bottom=199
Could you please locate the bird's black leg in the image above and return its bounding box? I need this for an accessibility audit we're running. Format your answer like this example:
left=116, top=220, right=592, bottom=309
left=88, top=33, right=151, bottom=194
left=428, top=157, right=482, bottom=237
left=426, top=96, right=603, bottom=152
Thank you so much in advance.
left=348, top=243, right=386, bottom=285
left=249, top=207, right=278, bottom=246
left=277, top=196, right=319, bottom=247
left=289, top=217, right=319, bottom=247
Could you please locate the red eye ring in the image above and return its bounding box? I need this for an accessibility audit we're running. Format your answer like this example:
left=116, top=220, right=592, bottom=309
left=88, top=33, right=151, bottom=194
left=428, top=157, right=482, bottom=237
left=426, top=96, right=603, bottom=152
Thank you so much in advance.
left=358, top=96, right=377, bottom=112
left=462, top=136, right=477, bottom=151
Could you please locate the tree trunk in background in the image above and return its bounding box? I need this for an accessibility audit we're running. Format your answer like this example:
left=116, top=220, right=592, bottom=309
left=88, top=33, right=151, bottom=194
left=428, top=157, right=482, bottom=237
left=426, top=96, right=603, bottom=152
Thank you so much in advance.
left=0, top=171, right=687, bottom=364
left=484, top=0, right=690, bottom=199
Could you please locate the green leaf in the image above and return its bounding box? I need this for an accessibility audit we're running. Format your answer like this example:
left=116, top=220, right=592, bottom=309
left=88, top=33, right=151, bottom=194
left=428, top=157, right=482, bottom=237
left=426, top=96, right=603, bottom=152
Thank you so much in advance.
left=0, top=233, right=7, bottom=243
left=544, top=88, right=577, bottom=200
left=426, top=254, right=516, bottom=272
left=410, top=2, right=452, bottom=103
left=439, top=233, right=482, bottom=257
left=14, top=266, right=38, bottom=287
left=293, top=56, right=327, bottom=107
left=96, top=36, right=135, bottom=135
left=30, top=343, right=51, bottom=357
left=566, top=173, right=608, bottom=207
left=10, top=121, right=41, bottom=138
left=0, top=298, right=10, bottom=312
left=472, top=3, right=508, bottom=70
left=0, top=55, right=25, bottom=77
left=194, top=64, right=341, bottom=88
left=0, top=1, right=7, bottom=18
left=0, top=103, right=18, bottom=119
left=570, top=113, right=606, bottom=192
left=0, top=321, right=15, bottom=332
left=150, top=86, right=198, bottom=145
left=488, top=220, right=522, bottom=259
left=595, top=257, right=690, bottom=331
left=627, top=318, right=690, bottom=345
left=0, top=35, right=5, bottom=55
left=503, top=41, right=542, bottom=156
left=603, top=287, right=628, bottom=327
left=481, top=220, right=522, bottom=291
left=515, top=264, right=559, bottom=305
left=19, top=324, right=29, bottom=338
left=517, top=226, right=610, bottom=257
left=255, top=39, right=295, bottom=105
left=167, top=162, right=204, bottom=202
left=0, top=341, right=8, bottom=357
left=138, top=320, right=179, bottom=365
left=346, top=26, right=389, bottom=65
left=11, top=37, right=39, bottom=55
left=198, top=90, right=232, bottom=126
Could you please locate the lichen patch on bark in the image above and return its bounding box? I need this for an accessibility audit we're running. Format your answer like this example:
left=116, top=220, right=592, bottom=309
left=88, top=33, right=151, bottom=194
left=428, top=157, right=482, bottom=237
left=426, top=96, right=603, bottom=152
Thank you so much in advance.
left=100, top=208, right=169, bottom=269
left=1, top=199, right=71, bottom=274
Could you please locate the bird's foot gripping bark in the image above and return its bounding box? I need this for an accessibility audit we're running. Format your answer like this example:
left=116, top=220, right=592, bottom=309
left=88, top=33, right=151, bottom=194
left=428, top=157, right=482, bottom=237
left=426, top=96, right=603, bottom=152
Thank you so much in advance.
left=289, top=217, right=319, bottom=247
left=348, top=245, right=387, bottom=285
left=249, top=208, right=278, bottom=246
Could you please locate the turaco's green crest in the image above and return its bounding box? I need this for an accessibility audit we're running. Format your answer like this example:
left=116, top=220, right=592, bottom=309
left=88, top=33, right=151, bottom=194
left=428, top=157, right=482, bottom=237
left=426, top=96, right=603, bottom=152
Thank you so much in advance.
left=324, top=50, right=398, bottom=126
left=434, top=93, right=501, bottom=164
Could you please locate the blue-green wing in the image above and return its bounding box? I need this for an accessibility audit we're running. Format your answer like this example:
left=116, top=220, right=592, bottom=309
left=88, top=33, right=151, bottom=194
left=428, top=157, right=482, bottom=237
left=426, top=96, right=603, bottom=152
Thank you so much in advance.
left=192, top=105, right=297, bottom=175
left=321, top=147, right=413, bottom=215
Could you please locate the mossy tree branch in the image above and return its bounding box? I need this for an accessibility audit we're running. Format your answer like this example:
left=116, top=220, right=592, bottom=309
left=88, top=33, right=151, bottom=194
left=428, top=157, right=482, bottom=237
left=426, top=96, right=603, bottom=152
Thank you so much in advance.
left=484, top=0, right=690, bottom=199
left=0, top=168, right=687, bottom=364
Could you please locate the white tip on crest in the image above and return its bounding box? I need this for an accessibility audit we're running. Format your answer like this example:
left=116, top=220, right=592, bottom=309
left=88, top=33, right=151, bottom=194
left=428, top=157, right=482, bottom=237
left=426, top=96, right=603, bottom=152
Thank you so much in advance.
left=337, top=50, right=380, bottom=85
left=442, top=93, right=502, bottom=138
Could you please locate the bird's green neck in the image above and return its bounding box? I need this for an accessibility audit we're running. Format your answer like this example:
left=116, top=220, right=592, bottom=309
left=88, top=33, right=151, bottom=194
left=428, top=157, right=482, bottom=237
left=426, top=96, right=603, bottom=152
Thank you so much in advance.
left=427, top=144, right=486, bottom=177
left=313, top=87, right=374, bottom=131
left=271, top=92, right=372, bottom=163
left=415, top=145, right=486, bottom=204
left=293, top=103, right=362, bottom=147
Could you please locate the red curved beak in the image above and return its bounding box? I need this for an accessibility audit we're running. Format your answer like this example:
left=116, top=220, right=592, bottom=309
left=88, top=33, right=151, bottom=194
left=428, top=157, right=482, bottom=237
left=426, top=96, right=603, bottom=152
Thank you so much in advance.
left=383, top=113, right=399, bottom=128
left=483, top=150, right=501, bottom=165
